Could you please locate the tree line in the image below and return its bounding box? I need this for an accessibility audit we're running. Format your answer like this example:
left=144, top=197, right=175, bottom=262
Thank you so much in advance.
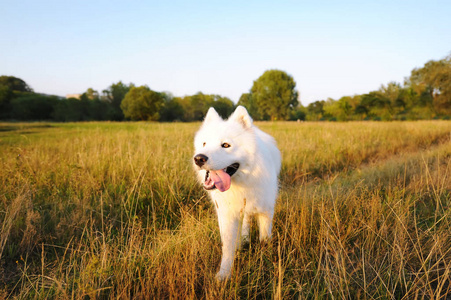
left=0, top=77, right=237, bottom=122
left=1, top=54, right=449, bottom=122
left=302, top=54, right=451, bottom=121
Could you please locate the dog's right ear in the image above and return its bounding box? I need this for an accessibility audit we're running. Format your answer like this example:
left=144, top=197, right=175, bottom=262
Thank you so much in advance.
left=229, top=105, right=253, bottom=129
left=203, top=107, right=221, bottom=124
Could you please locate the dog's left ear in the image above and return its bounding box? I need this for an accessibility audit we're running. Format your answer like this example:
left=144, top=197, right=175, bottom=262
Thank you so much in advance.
left=229, top=106, right=253, bottom=129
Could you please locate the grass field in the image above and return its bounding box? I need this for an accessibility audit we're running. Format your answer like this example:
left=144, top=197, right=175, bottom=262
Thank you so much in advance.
left=1, top=121, right=451, bottom=299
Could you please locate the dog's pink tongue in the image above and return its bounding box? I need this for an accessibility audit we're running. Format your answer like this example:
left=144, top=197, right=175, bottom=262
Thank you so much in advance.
left=210, top=169, right=231, bottom=192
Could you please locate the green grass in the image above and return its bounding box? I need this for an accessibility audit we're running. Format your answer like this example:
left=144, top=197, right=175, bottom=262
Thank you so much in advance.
left=1, top=121, right=450, bottom=299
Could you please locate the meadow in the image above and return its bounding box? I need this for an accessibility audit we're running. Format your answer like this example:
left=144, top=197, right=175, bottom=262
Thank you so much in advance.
left=0, top=120, right=450, bottom=299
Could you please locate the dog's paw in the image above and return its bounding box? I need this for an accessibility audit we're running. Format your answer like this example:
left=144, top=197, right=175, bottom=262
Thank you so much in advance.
left=215, top=269, right=231, bottom=281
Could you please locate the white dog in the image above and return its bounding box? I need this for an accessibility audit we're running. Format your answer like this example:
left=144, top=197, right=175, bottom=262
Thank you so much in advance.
left=193, top=106, right=281, bottom=279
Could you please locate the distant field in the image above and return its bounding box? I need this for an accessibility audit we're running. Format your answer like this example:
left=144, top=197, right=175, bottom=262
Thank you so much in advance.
left=1, top=121, right=450, bottom=299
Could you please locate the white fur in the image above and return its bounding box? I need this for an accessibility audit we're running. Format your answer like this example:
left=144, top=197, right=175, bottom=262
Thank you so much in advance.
left=193, top=106, right=281, bottom=279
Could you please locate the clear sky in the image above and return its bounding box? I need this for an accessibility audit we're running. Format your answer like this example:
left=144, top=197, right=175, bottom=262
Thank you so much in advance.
left=1, top=0, right=450, bottom=105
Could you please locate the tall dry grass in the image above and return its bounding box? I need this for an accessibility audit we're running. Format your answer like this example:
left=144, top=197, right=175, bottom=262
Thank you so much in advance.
left=0, top=121, right=450, bottom=299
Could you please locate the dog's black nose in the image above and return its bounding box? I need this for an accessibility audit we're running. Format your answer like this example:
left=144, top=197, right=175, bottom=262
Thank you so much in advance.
left=194, top=154, right=208, bottom=167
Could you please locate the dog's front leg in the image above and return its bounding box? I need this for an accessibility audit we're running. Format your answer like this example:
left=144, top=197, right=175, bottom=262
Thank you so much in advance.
left=240, top=212, right=251, bottom=246
left=216, top=209, right=241, bottom=280
left=257, top=211, right=274, bottom=241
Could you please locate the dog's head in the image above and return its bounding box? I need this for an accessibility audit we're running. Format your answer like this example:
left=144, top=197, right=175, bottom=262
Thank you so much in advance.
left=193, top=106, right=256, bottom=192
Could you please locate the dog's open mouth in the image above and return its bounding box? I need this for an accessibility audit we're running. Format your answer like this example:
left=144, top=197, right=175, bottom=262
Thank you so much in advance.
left=203, top=163, right=240, bottom=192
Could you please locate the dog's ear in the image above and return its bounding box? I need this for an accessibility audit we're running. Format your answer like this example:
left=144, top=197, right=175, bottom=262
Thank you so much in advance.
left=229, top=106, right=253, bottom=129
left=204, top=107, right=222, bottom=124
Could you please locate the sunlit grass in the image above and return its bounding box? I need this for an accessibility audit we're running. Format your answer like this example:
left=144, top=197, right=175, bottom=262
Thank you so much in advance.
left=0, top=121, right=450, bottom=298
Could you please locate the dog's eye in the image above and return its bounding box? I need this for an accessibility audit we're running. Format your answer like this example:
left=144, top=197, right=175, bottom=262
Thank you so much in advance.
left=221, top=142, right=231, bottom=148
left=202, top=142, right=206, bottom=147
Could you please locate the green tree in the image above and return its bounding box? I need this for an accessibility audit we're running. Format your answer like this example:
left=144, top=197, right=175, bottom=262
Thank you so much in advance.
left=121, top=86, right=164, bottom=121
left=189, top=92, right=213, bottom=121
left=289, top=106, right=306, bottom=121
left=0, top=86, right=14, bottom=119
left=306, top=100, right=325, bottom=121
left=81, top=88, right=100, bottom=100
left=211, top=95, right=235, bottom=119
left=159, top=93, right=185, bottom=122
left=171, top=92, right=235, bottom=121
left=175, top=92, right=209, bottom=121
left=323, top=96, right=353, bottom=121
left=10, top=94, right=58, bottom=120
left=359, top=91, right=392, bottom=120
left=0, top=76, right=33, bottom=92
left=251, top=70, right=299, bottom=120
left=53, top=98, right=85, bottom=121
left=354, top=104, right=369, bottom=119
left=102, top=81, right=133, bottom=120
left=237, top=93, right=261, bottom=120
left=409, top=55, right=451, bottom=114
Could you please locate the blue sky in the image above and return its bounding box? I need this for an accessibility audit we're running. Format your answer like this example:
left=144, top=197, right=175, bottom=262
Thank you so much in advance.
left=1, top=0, right=450, bottom=105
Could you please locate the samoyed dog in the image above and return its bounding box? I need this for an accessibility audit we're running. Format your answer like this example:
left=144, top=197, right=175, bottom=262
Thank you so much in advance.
left=193, top=106, right=281, bottom=279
